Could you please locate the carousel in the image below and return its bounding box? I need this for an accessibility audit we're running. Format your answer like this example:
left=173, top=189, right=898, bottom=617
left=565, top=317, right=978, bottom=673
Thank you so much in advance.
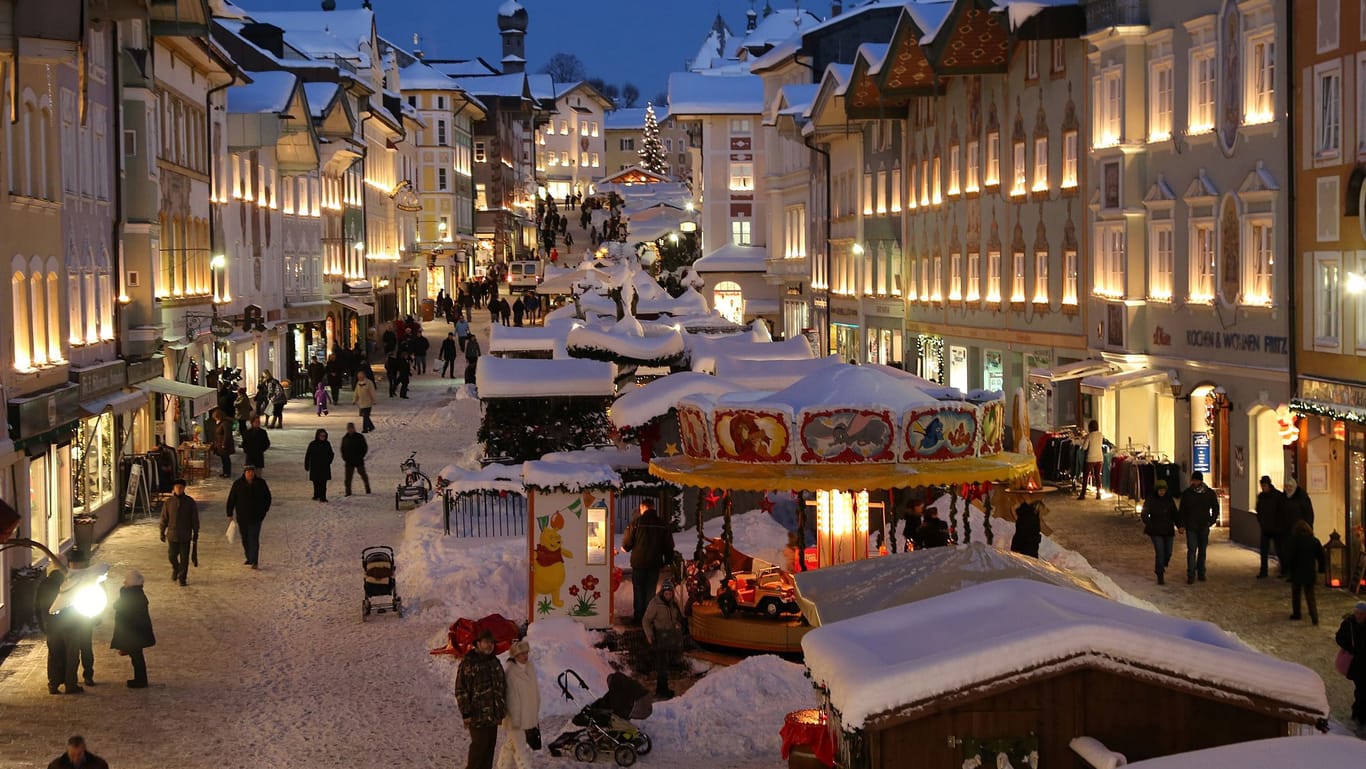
left=646, top=363, right=1038, bottom=653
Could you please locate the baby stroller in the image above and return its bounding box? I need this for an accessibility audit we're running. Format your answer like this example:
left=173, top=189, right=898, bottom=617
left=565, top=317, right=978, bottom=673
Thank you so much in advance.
left=548, top=669, right=653, bottom=767
left=395, top=451, right=432, bottom=510
left=361, top=546, right=403, bottom=621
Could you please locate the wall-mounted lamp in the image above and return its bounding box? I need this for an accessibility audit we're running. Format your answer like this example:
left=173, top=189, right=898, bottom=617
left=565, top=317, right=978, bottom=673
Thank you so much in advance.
left=1347, top=272, right=1366, bottom=294
left=1168, top=370, right=1182, bottom=399
left=851, top=243, right=865, bottom=256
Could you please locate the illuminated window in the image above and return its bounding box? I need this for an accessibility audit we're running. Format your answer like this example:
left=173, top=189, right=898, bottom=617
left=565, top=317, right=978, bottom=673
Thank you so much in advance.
left=474, top=142, right=486, bottom=163
left=967, top=251, right=980, bottom=301
left=1094, top=224, right=1125, bottom=298
left=931, top=156, right=942, bottom=205
left=559, top=120, right=569, bottom=135
left=1063, top=249, right=1078, bottom=305
left=730, top=162, right=754, bottom=191
left=949, top=252, right=962, bottom=300
left=920, top=158, right=930, bottom=206
left=1190, top=221, right=1215, bottom=302
left=731, top=218, right=752, bottom=245
left=932, top=254, right=943, bottom=301
left=713, top=280, right=743, bottom=324
left=984, top=132, right=999, bottom=187
left=1149, top=55, right=1173, bottom=141
left=877, top=169, right=888, bottom=213
left=1033, top=248, right=1049, bottom=303
left=1010, top=141, right=1026, bottom=197
left=947, top=144, right=960, bottom=196
left=1093, top=66, right=1122, bottom=147
left=1149, top=222, right=1174, bottom=300
left=1062, top=131, right=1078, bottom=188
left=890, top=166, right=901, bottom=212
left=1011, top=251, right=1026, bottom=302
left=965, top=140, right=979, bottom=193
left=1190, top=46, right=1216, bottom=133
left=863, top=170, right=874, bottom=215
left=1032, top=137, right=1048, bottom=192
left=1244, top=218, right=1274, bottom=305
left=1245, top=28, right=1276, bottom=124
left=986, top=250, right=1002, bottom=303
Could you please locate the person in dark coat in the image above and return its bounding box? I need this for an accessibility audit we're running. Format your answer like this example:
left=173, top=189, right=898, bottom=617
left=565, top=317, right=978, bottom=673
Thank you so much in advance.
left=385, top=352, right=400, bottom=397
left=1255, top=475, right=1288, bottom=578
left=487, top=296, right=500, bottom=325
left=110, top=570, right=155, bottom=687
left=622, top=500, right=676, bottom=625
left=340, top=422, right=371, bottom=496
left=1337, top=602, right=1366, bottom=723
left=914, top=507, right=952, bottom=549
left=439, top=333, right=459, bottom=379
left=512, top=297, right=524, bottom=327
left=899, top=499, right=925, bottom=552
left=464, top=337, right=482, bottom=385
left=325, top=354, right=344, bottom=404
left=240, top=416, right=271, bottom=472
left=396, top=354, right=412, bottom=399
left=1009, top=501, right=1042, bottom=559
left=226, top=466, right=272, bottom=568
left=159, top=479, right=199, bottom=586
left=1283, top=477, right=1315, bottom=528
left=499, top=298, right=511, bottom=326
left=381, top=326, right=397, bottom=356
left=36, top=568, right=81, bottom=695
left=642, top=581, right=686, bottom=699
left=304, top=428, right=335, bottom=502
left=455, top=631, right=507, bottom=769
left=306, top=356, right=327, bottom=393
left=1178, top=470, right=1219, bottom=584
left=1142, top=480, right=1179, bottom=584
left=211, top=409, right=235, bottom=478
left=47, top=736, right=109, bottom=769
left=412, top=333, right=430, bottom=375
left=1284, top=520, right=1326, bottom=625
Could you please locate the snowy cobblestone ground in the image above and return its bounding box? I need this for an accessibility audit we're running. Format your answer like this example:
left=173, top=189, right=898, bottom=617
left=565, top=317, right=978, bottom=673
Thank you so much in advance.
left=1, top=310, right=1359, bottom=766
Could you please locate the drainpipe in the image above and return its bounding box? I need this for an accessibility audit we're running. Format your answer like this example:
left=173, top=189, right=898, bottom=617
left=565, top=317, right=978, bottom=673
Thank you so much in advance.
left=805, top=135, right=832, bottom=355
left=1284, top=1, right=1299, bottom=482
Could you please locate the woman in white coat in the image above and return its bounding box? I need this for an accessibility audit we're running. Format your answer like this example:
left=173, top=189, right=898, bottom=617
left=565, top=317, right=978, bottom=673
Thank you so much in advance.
left=497, top=639, right=541, bottom=769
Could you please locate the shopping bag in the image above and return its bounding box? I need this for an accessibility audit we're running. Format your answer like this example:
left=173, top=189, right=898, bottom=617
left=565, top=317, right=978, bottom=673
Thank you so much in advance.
left=525, top=726, right=542, bottom=750
left=226, top=518, right=240, bottom=545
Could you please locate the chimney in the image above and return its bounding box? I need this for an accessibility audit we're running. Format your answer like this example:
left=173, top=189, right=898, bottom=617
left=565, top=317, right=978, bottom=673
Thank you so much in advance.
left=240, top=22, right=286, bottom=58
left=831, top=1, right=842, bottom=16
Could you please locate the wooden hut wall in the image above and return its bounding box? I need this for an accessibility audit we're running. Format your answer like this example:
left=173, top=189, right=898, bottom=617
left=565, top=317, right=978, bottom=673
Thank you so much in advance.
left=867, top=668, right=1288, bottom=769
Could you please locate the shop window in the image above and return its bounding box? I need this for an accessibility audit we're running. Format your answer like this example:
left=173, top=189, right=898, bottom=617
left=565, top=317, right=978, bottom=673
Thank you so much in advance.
left=713, top=281, right=743, bottom=325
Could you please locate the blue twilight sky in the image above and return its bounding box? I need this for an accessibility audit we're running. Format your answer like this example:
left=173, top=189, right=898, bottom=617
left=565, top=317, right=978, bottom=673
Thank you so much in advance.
left=236, top=0, right=783, bottom=105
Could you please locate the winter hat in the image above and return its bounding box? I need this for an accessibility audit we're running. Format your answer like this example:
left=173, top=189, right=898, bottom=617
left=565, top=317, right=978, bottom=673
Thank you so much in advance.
left=508, top=640, right=531, bottom=658
left=660, top=580, right=674, bottom=592
left=1154, top=480, right=1167, bottom=490
left=124, top=569, right=144, bottom=588
left=1355, top=601, right=1366, bottom=613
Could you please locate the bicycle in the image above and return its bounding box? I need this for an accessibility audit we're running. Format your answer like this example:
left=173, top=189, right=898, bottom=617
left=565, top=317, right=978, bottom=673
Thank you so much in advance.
left=396, top=451, right=432, bottom=510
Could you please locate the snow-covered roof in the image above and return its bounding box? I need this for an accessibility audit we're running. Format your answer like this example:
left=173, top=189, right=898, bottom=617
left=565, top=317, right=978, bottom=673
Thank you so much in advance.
left=476, top=357, right=614, bottom=398
left=566, top=317, right=685, bottom=365
left=802, top=579, right=1330, bottom=730
left=793, top=542, right=1106, bottom=627
left=624, top=205, right=694, bottom=243
left=764, top=363, right=942, bottom=413
left=540, top=446, right=647, bottom=471
left=1123, top=736, right=1366, bottom=769
left=667, top=72, right=765, bottom=116
left=610, top=372, right=742, bottom=429
left=739, top=8, right=822, bottom=54
left=454, top=73, right=528, bottom=99
left=249, top=9, right=375, bottom=66
left=400, top=61, right=459, bottom=90
left=712, top=356, right=844, bottom=391
left=487, top=320, right=576, bottom=356
left=604, top=106, right=670, bottom=130
left=905, top=1, right=955, bottom=42
left=522, top=460, right=619, bottom=491
left=443, top=462, right=525, bottom=496
left=497, top=0, right=525, bottom=17
left=527, top=73, right=556, bottom=103
left=690, top=13, right=737, bottom=72
left=857, top=43, right=890, bottom=76
left=692, top=242, right=768, bottom=272
left=227, top=70, right=297, bottom=114
left=301, top=81, right=339, bottom=119
left=990, top=0, right=1079, bottom=33
left=427, top=58, right=500, bottom=77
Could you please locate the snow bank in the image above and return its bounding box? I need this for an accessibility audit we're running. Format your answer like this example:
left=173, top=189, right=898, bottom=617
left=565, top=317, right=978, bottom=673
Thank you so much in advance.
left=1122, top=735, right=1366, bottom=768
left=398, top=499, right=528, bottom=621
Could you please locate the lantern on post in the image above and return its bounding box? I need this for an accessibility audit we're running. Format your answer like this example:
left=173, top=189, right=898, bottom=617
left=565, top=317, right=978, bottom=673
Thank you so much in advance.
left=1326, top=530, right=1348, bottom=589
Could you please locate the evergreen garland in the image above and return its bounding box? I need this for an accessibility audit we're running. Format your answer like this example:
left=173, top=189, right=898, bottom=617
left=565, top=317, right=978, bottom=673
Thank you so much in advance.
left=983, top=492, right=994, bottom=545
left=478, top=396, right=614, bottom=463
left=948, top=485, right=959, bottom=542
left=638, top=103, right=669, bottom=176
left=721, top=491, right=735, bottom=580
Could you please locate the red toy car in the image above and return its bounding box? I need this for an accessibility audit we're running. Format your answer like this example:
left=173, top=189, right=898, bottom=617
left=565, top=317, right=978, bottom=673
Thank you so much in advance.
left=716, top=565, right=800, bottom=618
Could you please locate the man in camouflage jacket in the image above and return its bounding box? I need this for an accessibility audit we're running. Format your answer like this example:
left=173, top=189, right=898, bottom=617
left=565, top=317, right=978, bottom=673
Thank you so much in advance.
left=455, top=631, right=506, bottom=769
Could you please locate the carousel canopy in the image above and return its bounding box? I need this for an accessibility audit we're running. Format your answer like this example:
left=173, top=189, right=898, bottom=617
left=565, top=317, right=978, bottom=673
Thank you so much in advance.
left=792, top=541, right=1106, bottom=627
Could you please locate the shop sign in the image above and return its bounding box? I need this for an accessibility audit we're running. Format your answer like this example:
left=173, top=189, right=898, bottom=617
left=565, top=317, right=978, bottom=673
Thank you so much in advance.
left=869, top=302, right=904, bottom=318
left=210, top=319, right=235, bottom=338
left=1192, top=432, right=1212, bottom=475
left=74, top=360, right=127, bottom=399
left=1301, top=379, right=1366, bottom=410
left=1184, top=329, right=1289, bottom=354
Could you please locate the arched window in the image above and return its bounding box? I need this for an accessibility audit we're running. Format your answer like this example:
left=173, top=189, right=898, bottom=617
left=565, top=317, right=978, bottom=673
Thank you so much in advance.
left=97, top=247, right=112, bottom=340
left=21, top=99, right=35, bottom=197
left=713, top=280, right=744, bottom=325
left=37, top=104, right=51, bottom=200
left=12, top=263, right=31, bottom=370
left=68, top=245, right=84, bottom=346
left=46, top=260, right=62, bottom=362
left=29, top=264, right=46, bottom=365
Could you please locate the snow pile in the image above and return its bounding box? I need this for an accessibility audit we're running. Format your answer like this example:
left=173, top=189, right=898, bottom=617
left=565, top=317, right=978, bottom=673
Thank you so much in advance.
left=431, top=397, right=468, bottom=423
left=566, top=319, right=685, bottom=363
left=1122, top=735, right=1366, bottom=768
left=523, top=617, right=618, bottom=718
left=399, top=499, right=528, bottom=620
left=523, top=460, right=620, bottom=491
left=646, top=655, right=817, bottom=758
left=610, top=372, right=742, bottom=429
left=541, top=446, right=647, bottom=470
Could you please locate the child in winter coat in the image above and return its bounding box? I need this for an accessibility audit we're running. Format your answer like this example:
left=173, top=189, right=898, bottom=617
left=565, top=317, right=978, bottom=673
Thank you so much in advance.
left=110, top=570, right=155, bottom=688
left=314, top=380, right=330, bottom=417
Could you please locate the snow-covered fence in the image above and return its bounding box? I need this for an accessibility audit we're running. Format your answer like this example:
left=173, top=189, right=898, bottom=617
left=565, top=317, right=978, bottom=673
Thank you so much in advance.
left=443, top=491, right=528, bottom=538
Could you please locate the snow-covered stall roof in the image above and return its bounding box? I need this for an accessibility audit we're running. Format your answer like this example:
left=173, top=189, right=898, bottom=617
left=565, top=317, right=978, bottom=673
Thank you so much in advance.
left=692, top=243, right=768, bottom=272
left=540, top=446, right=646, bottom=471
left=487, top=321, right=574, bottom=357
left=688, top=332, right=813, bottom=374
left=624, top=205, right=693, bottom=243
left=765, top=363, right=946, bottom=413
left=667, top=71, right=765, bottom=116
left=801, top=579, right=1330, bottom=730
left=906, top=1, right=955, bottom=43
left=522, top=460, right=619, bottom=492
left=713, top=356, right=846, bottom=392
left=1122, top=736, right=1366, bottom=769
left=227, top=71, right=297, bottom=114
left=610, top=372, right=743, bottom=430
left=793, top=542, right=1106, bottom=627
left=566, top=316, right=685, bottom=365
left=442, top=462, right=525, bottom=496
left=476, top=357, right=614, bottom=398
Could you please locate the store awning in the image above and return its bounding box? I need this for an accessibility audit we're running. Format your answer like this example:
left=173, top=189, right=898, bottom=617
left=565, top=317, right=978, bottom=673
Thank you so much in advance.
left=1080, top=368, right=1170, bottom=395
left=80, top=389, right=147, bottom=418
left=137, top=377, right=217, bottom=415
left=332, top=296, right=374, bottom=316
left=1028, top=359, right=1119, bottom=383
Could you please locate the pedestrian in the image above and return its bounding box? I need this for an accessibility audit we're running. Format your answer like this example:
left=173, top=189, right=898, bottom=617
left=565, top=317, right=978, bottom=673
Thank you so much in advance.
left=382, top=325, right=398, bottom=356
left=110, top=569, right=155, bottom=688
left=1178, top=470, right=1219, bottom=584
left=307, top=356, right=327, bottom=393
left=622, top=499, right=675, bottom=625
left=440, top=333, right=459, bottom=378
left=1284, top=520, right=1325, bottom=625
left=464, top=337, right=482, bottom=385
left=642, top=580, right=685, bottom=699
left=36, top=566, right=81, bottom=695
left=314, top=379, right=331, bottom=417
left=341, top=422, right=371, bottom=496
left=226, top=465, right=272, bottom=569
left=305, top=428, right=334, bottom=502
left=47, top=736, right=109, bottom=769
left=900, top=499, right=925, bottom=551
left=1141, top=479, right=1178, bottom=584
left=233, top=387, right=254, bottom=440
left=496, top=639, right=541, bottom=769
left=396, top=353, right=412, bottom=398
left=512, top=297, right=524, bottom=327
left=325, top=354, right=343, bottom=404
left=413, top=332, right=430, bottom=375
left=159, top=478, right=199, bottom=586
left=1009, top=501, right=1042, bottom=559
left=1256, top=475, right=1288, bottom=578
left=564, top=230, right=573, bottom=248
left=488, top=295, right=500, bottom=325
left=385, top=352, right=401, bottom=397
left=499, top=298, right=511, bottom=327
left=241, top=416, right=271, bottom=473
left=914, top=506, right=951, bottom=549
left=211, top=408, right=235, bottom=478
left=524, top=293, right=540, bottom=325
left=269, top=375, right=289, bottom=428
left=1284, top=477, right=1315, bottom=527
left=1077, top=419, right=1105, bottom=500
left=456, top=630, right=507, bottom=769
left=456, top=316, right=471, bottom=353
left=253, top=373, right=271, bottom=417
left=353, top=370, right=378, bottom=433
left=60, top=556, right=99, bottom=688
left=1337, top=601, right=1366, bottom=723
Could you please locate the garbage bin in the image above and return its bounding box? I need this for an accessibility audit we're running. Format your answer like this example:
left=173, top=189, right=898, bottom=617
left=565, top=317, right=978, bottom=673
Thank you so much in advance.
left=421, top=299, right=435, bottom=322
left=73, top=517, right=96, bottom=557
left=9, top=566, right=43, bottom=633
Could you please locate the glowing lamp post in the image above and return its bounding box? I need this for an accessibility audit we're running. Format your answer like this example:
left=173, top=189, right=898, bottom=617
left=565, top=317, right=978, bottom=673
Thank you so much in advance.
left=1326, top=530, right=1348, bottom=588
left=814, top=489, right=869, bottom=567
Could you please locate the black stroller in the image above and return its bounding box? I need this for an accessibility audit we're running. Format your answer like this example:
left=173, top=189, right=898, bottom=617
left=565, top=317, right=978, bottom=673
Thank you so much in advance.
left=361, top=546, right=403, bottom=621
left=548, top=669, right=653, bottom=766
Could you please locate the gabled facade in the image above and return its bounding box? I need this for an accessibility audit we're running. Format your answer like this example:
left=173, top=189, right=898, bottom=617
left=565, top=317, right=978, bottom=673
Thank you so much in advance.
left=603, top=106, right=696, bottom=181
left=538, top=81, right=612, bottom=201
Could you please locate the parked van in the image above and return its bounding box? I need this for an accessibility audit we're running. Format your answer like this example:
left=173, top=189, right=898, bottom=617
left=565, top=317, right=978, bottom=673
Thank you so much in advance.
left=507, top=260, right=541, bottom=289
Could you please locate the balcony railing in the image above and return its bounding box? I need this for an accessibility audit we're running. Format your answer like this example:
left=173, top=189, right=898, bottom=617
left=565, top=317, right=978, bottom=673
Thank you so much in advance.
left=1085, top=0, right=1147, bottom=32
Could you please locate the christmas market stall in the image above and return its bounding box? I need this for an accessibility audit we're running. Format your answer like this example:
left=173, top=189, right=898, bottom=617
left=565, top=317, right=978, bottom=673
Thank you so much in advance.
left=524, top=460, right=620, bottom=629
left=475, top=357, right=615, bottom=463
left=800, top=579, right=1329, bottom=769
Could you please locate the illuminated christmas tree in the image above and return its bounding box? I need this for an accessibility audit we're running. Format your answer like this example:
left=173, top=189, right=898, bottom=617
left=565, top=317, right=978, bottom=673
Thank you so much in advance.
left=638, top=103, right=669, bottom=176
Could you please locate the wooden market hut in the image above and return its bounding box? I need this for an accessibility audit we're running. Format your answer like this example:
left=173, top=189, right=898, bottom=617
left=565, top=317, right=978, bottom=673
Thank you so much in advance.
left=801, top=579, right=1329, bottom=769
